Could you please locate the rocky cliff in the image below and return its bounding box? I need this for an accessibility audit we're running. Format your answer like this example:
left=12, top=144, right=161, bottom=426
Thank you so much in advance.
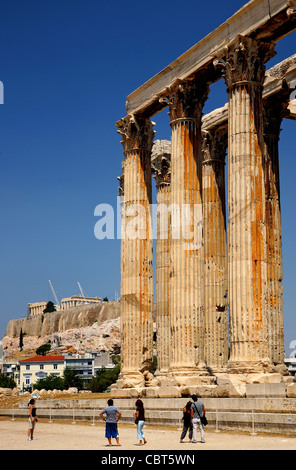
left=5, top=301, right=120, bottom=338
left=2, top=301, right=121, bottom=360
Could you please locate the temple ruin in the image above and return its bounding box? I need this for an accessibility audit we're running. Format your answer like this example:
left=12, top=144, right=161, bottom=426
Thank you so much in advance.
left=28, top=295, right=102, bottom=316
left=111, top=0, right=296, bottom=398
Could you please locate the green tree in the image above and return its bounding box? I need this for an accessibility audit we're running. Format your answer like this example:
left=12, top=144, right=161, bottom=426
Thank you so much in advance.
left=33, top=374, right=64, bottom=391
left=36, top=343, right=51, bottom=356
left=63, top=367, right=83, bottom=390
left=88, top=364, right=120, bottom=393
left=43, top=301, right=56, bottom=313
left=112, top=354, right=120, bottom=365
left=0, top=373, right=16, bottom=389
left=19, top=328, right=23, bottom=351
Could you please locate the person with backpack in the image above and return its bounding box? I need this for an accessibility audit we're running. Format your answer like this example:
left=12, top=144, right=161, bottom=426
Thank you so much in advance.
left=190, top=394, right=206, bottom=443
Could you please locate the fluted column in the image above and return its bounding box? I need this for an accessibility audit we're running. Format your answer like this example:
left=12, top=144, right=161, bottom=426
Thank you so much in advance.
left=219, top=36, right=276, bottom=373
left=168, top=77, right=211, bottom=384
left=263, top=88, right=290, bottom=366
left=151, top=140, right=171, bottom=377
left=116, top=115, right=155, bottom=389
left=202, top=126, right=228, bottom=372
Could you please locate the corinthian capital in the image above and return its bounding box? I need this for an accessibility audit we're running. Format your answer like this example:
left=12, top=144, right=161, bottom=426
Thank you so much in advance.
left=168, top=77, right=210, bottom=122
left=116, top=115, right=155, bottom=154
left=151, top=140, right=171, bottom=188
left=215, top=36, right=276, bottom=89
left=201, top=127, right=228, bottom=165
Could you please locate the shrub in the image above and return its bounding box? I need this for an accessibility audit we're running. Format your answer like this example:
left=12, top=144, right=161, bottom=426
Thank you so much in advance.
left=0, top=373, right=16, bottom=389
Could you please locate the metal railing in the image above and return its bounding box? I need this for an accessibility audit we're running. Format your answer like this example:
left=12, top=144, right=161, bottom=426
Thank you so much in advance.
left=2, top=407, right=296, bottom=435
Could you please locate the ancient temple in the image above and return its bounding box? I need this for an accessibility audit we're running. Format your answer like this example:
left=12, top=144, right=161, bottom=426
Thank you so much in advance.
left=111, top=0, right=296, bottom=398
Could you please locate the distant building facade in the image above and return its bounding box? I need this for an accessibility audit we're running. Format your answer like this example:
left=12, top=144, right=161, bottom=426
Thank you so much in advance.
left=19, top=356, right=65, bottom=390
left=2, top=361, right=20, bottom=387
left=284, top=357, right=296, bottom=376
left=18, top=352, right=115, bottom=389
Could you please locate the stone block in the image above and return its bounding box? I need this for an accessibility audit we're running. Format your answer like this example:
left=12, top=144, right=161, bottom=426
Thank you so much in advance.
left=144, top=388, right=159, bottom=398
left=248, top=373, right=283, bottom=384
left=286, top=383, right=296, bottom=398
left=110, top=388, right=140, bottom=399
left=157, top=377, right=178, bottom=388
left=246, top=383, right=286, bottom=398
left=157, top=386, right=182, bottom=398
left=215, top=383, right=246, bottom=398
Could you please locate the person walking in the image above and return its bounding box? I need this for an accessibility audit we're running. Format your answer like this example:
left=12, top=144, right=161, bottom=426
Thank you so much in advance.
left=180, top=401, right=193, bottom=443
left=100, top=399, right=122, bottom=446
left=133, top=399, right=147, bottom=445
left=191, top=394, right=206, bottom=443
left=27, top=398, right=38, bottom=441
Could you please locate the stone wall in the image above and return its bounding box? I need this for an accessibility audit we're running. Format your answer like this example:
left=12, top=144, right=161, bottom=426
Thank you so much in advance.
left=2, top=396, right=295, bottom=435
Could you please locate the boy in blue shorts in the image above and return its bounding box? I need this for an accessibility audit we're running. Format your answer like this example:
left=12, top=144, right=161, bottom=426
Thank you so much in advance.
left=100, top=399, right=122, bottom=446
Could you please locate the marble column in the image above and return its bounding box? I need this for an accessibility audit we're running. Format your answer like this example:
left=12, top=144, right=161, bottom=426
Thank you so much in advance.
left=168, top=77, right=212, bottom=384
left=151, top=140, right=171, bottom=377
left=219, top=36, right=276, bottom=373
left=116, top=115, right=155, bottom=389
left=263, top=87, right=290, bottom=366
left=201, top=126, right=228, bottom=372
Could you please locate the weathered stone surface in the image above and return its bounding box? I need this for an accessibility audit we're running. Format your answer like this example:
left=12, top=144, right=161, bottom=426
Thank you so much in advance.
left=248, top=373, right=283, bottom=384
left=0, top=388, right=12, bottom=397
left=126, top=0, right=296, bottom=116
left=116, top=116, right=154, bottom=386
left=286, top=383, right=296, bottom=397
left=246, top=383, right=286, bottom=398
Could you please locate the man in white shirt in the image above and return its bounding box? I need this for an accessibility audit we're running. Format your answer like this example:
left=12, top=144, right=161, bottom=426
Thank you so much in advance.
left=190, top=394, right=206, bottom=443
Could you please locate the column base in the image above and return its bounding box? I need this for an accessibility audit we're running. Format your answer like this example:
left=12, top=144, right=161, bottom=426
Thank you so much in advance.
left=227, top=360, right=276, bottom=375
left=169, top=362, right=216, bottom=387
left=113, top=371, right=145, bottom=390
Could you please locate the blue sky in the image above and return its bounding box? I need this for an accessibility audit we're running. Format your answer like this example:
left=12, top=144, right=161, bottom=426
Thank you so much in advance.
left=0, top=0, right=295, bottom=356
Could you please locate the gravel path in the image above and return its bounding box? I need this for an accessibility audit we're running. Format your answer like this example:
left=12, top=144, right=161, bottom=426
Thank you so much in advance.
left=1, top=419, right=296, bottom=451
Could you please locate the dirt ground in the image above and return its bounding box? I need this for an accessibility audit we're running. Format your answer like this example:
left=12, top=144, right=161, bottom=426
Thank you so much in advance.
left=1, top=417, right=296, bottom=451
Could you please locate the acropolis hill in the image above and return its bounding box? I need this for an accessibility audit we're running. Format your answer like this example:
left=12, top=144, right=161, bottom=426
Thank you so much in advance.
left=2, top=301, right=121, bottom=359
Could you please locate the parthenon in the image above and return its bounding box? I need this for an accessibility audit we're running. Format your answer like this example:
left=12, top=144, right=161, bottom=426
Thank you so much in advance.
left=28, top=295, right=102, bottom=317
left=111, top=0, right=296, bottom=398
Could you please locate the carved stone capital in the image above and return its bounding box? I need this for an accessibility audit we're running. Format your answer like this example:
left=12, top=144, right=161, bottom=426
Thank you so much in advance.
left=116, top=115, right=155, bottom=154
left=117, top=160, right=125, bottom=196
left=215, top=36, right=276, bottom=90
left=151, top=140, right=171, bottom=188
left=201, top=126, right=228, bottom=165
left=168, top=77, right=210, bottom=122
left=117, top=174, right=124, bottom=197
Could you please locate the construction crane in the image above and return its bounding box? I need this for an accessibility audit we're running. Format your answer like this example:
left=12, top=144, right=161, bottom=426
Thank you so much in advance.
left=77, top=282, right=88, bottom=303
left=48, top=280, right=60, bottom=307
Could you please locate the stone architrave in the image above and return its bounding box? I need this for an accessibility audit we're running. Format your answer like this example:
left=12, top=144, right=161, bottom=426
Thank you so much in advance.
left=167, top=76, right=212, bottom=385
left=263, top=85, right=290, bottom=366
left=115, top=115, right=155, bottom=389
left=216, top=35, right=276, bottom=373
left=151, top=140, right=171, bottom=377
left=201, top=126, right=228, bottom=372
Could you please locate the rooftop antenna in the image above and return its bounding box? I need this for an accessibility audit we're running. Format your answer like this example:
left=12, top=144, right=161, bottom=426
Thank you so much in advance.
left=48, top=280, right=60, bottom=307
